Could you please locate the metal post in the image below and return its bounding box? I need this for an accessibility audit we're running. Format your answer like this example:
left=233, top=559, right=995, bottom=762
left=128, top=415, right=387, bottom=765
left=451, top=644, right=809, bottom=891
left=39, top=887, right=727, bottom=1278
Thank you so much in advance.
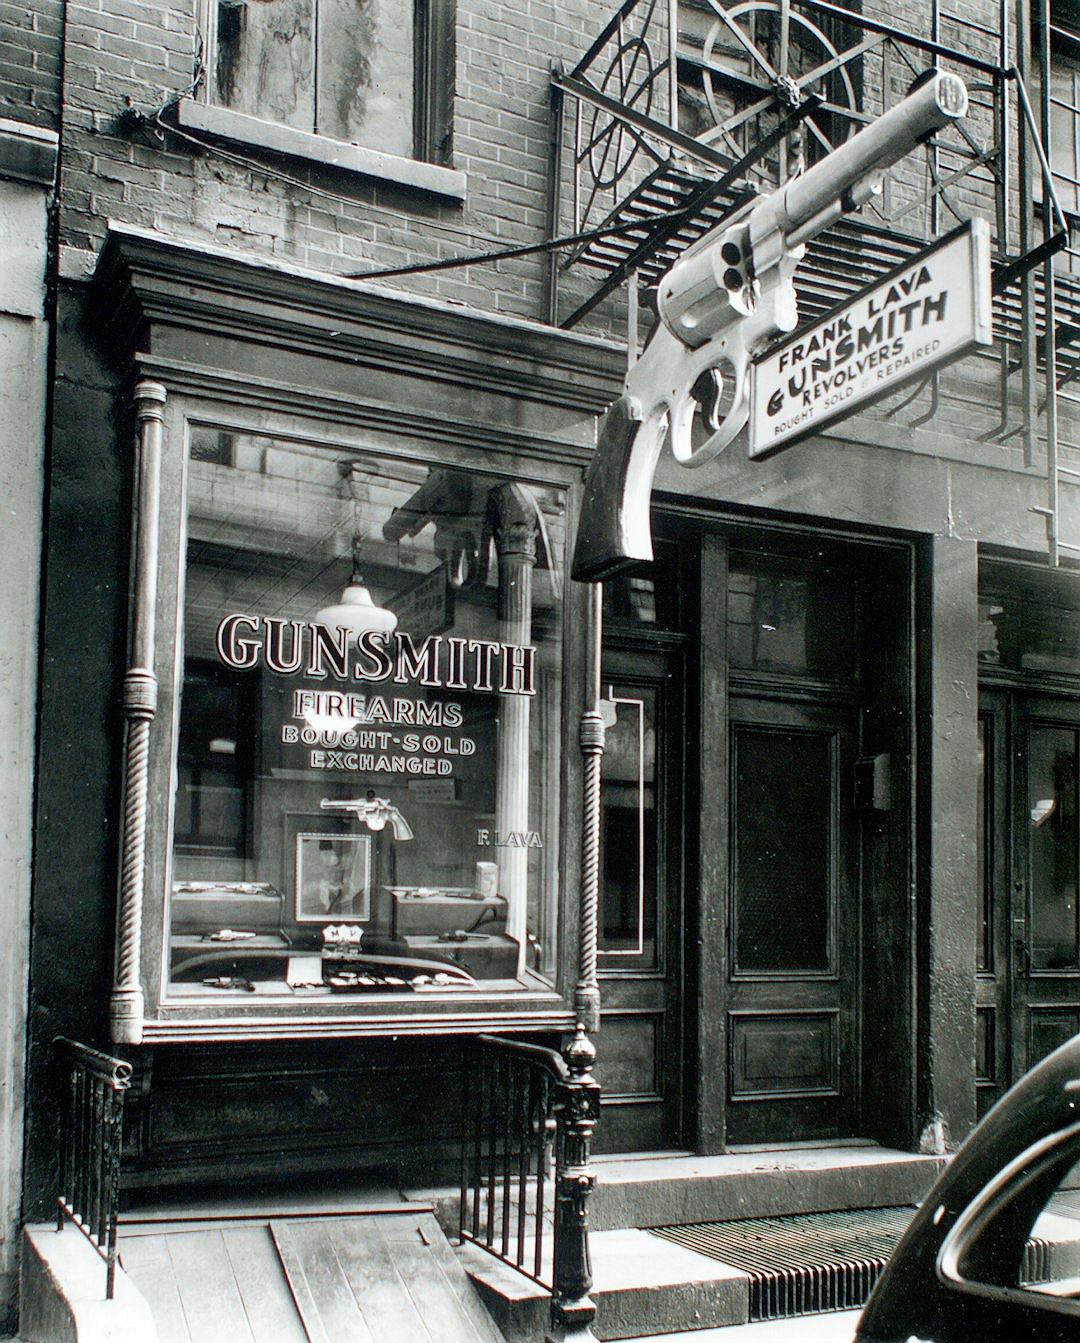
left=1040, top=0, right=1061, bottom=564
left=546, top=77, right=567, bottom=326
left=1018, top=0, right=1039, bottom=466
left=109, top=381, right=167, bottom=1044
left=548, top=576, right=604, bottom=1339
left=549, top=1025, right=601, bottom=1343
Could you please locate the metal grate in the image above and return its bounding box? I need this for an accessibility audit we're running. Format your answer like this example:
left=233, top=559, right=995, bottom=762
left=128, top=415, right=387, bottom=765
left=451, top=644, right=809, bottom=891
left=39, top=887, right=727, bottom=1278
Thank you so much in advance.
left=651, top=1206, right=917, bottom=1321
left=652, top=1207, right=1058, bottom=1322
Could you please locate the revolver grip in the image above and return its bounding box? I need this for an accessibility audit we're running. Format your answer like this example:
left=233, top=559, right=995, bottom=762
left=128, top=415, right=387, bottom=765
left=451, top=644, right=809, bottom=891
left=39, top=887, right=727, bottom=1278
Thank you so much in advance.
left=571, top=394, right=667, bottom=582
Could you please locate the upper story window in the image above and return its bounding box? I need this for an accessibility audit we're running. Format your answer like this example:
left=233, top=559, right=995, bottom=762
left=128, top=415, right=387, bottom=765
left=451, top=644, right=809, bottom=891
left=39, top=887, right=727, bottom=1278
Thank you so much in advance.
left=203, top=0, right=453, bottom=163
left=1049, top=48, right=1080, bottom=218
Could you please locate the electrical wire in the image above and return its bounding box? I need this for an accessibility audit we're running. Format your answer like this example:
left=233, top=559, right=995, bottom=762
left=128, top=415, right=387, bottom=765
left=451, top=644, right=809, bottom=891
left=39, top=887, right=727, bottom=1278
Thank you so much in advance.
left=154, top=110, right=721, bottom=281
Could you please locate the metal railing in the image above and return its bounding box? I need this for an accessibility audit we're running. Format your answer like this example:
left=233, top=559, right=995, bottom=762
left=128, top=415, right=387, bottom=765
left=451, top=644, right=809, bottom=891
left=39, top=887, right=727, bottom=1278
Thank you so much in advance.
left=460, top=1031, right=601, bottom=1333
left=54, top=1037, right=132, bottom=1299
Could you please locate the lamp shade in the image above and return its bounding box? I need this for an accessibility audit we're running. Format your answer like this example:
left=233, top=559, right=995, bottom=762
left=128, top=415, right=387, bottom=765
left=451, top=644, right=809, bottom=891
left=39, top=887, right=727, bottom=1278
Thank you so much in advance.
left=316, top=582, right=398, bottom=636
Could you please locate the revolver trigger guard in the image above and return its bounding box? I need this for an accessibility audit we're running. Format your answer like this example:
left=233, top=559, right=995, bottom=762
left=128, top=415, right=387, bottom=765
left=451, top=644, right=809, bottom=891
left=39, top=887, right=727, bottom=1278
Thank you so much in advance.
left=668, top=343, right=752, bottom=468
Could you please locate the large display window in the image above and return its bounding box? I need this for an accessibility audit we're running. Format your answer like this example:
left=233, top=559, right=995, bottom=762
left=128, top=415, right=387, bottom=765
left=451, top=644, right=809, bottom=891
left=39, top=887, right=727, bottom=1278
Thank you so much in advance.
left=156, top=424, right=569, bottom=1016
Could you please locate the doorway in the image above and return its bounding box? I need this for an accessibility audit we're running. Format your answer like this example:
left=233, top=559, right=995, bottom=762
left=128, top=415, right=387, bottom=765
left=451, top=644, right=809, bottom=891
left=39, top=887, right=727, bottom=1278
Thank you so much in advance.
left=723, top=694, right=861, bottom=1144
left=978, top=688, right=1080, bottom=1118
left=597, top=522, right=914, bottom=1153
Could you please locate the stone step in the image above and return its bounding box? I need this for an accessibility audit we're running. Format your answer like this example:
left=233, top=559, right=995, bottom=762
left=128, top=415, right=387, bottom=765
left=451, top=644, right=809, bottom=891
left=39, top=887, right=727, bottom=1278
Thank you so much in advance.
left=460, top=1228, right=749, bottom=1342
left=413, top=1146, right=949, bottom=1242
left=589, top=1146, right=948, bottom=1231
left=460, top=1198, right=1080, bottom=1341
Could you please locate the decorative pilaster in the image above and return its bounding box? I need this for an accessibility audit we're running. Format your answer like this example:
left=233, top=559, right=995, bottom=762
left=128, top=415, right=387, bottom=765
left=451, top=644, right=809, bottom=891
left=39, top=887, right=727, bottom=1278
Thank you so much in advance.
left=491, top=484, right=539, bottom=969
left=575, top=583, right=604, bottom=1033
left=109, top=381, right=166, bottom=1045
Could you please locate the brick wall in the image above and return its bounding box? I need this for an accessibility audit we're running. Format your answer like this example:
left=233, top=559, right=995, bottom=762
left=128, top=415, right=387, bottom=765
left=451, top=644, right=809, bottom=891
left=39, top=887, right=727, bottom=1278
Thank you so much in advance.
left=0, top=0, right=63, bottom=130
left=55, top=0, right=621, bottom=326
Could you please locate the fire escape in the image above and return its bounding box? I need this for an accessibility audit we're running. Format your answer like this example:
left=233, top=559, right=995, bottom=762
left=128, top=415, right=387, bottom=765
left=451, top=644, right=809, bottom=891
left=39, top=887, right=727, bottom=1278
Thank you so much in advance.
left=545, top=0, right=1078, bottom=563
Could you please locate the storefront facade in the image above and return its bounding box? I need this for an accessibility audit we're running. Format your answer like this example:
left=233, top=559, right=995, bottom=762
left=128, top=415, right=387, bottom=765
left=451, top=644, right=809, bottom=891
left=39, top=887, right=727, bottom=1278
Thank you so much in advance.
left=11, top=0, right=1080, bottom=1332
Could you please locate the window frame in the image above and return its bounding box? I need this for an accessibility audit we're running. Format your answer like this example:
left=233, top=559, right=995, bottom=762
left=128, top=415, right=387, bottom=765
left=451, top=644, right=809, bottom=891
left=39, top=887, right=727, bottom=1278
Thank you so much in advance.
left=132, top=395, right=581, bottom=1041
left=185, top=0, right=462, bottom=198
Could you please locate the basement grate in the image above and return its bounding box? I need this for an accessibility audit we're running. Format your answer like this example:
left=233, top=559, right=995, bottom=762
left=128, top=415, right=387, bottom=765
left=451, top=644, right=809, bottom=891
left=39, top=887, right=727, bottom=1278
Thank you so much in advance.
left=651, top=1205, right=915, bottom=1320
left=651, top=1206, right=1056, bottom=1322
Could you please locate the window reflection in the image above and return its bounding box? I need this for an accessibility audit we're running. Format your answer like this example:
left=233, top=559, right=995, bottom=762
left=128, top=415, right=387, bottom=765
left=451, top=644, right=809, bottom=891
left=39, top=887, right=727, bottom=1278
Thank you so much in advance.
left=727, top=560, right=857, bottom=680
left=170, top=430, right=565, bottom=999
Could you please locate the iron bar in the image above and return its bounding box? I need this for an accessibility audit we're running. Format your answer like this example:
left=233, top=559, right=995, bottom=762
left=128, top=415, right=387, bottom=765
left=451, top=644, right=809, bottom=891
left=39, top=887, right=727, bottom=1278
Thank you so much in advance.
left=54, top=1038, right=132, bottom=1301
left=559, top=94, right=819, bottom=328
left=572, top=0, right=647, bottom=80
left=553, top=70, right=740, bottom=173
left=458, top=1032, right=598, bottom=1339
left=1041, top=0, right=1061, bottom=566
left=800, top=0, right=1002, bottom=75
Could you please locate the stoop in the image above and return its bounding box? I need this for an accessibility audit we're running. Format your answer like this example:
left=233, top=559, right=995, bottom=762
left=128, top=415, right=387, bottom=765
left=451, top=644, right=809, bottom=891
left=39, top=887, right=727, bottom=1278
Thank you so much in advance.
left=19, top=1224, right=158, bottom=1343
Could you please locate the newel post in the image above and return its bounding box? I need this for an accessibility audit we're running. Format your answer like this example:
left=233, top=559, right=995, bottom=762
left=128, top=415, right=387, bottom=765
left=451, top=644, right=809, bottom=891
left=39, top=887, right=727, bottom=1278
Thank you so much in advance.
left=109, top=380, right=166, bottom=1045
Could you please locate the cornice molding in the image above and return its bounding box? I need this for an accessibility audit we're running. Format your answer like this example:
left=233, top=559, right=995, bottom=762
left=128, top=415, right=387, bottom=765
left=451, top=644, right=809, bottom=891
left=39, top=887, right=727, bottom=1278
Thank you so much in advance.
left=94, top=223, right=625, bottom=417
left=133, top=353, right=597, bottom=468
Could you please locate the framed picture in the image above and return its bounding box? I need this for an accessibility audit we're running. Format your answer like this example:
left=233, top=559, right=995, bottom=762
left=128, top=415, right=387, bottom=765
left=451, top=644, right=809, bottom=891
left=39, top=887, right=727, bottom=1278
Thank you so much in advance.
left=294, top=832, right=373, bottom=923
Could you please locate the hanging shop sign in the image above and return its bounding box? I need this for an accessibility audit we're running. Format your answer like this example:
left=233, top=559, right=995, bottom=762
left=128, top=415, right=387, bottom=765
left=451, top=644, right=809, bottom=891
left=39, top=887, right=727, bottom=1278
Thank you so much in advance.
left=748, top=218, right=993, bottom=459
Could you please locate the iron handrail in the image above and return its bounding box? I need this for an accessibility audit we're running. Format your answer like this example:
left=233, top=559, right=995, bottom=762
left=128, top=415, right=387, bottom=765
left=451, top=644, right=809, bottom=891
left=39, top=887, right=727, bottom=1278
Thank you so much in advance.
left=54, top=1037, right=131, bottom=1300
left=459, top=1031, right=601, bottom=1334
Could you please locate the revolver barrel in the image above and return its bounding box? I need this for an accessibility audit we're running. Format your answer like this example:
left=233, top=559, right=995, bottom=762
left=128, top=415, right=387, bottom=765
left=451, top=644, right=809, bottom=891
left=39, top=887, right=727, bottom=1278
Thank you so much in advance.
left=773, top=70, right=968, bottom=238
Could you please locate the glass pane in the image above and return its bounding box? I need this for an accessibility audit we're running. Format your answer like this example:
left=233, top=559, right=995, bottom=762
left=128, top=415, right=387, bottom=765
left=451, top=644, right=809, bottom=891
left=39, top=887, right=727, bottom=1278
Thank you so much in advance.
left=732, top=726, right=832, bottom=972
left=169, top=430, right=565, bottom=1000
left=316, top=0, right=414, bottom=154
left=599, top=686, right=658, bottom=964
left=602, top=538, right=681, bottom=629
left=1050, top=58, right=1080, bottom=217
left=979, top=567, right=1080, bottom=677
left=212, top=0, right=315, bottom=133
left=728, top=561, right=857, bottom=679
left=977, top=715, right=991, bottom=973
left=1029, top=725, right=1080, bottom=971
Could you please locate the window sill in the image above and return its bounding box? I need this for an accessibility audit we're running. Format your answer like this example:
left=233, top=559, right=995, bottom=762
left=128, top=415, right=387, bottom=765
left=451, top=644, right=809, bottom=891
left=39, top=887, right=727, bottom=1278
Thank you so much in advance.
left=175, top=99, right=467, bottom=202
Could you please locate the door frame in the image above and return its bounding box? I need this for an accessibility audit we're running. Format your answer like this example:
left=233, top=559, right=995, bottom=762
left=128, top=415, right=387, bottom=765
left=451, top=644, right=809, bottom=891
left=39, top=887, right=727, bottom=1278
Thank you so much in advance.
left=595, top=629, right=688, bottom=1151
left=683, top=517, right=915, bottom=1152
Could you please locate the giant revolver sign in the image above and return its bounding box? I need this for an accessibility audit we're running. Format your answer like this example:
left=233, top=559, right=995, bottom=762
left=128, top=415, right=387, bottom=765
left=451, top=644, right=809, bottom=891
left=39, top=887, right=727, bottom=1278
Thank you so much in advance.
left=749, top=218, right=993, bottom=459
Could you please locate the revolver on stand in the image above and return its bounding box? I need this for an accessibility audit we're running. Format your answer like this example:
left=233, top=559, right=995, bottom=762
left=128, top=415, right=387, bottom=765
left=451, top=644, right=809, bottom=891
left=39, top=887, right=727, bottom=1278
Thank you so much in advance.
left=572, top=70, right=970, bottom=583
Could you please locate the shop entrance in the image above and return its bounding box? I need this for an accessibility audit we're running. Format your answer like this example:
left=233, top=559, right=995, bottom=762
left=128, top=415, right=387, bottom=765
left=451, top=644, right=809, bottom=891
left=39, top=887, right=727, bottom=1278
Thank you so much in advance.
left=599, top=524, right=913, bottom=1154
left=596, top=637, right=687, bottom=1151
left=978, top=688, right=1080, bottom=1119
left=976, top=561, right=1080, bottom=1120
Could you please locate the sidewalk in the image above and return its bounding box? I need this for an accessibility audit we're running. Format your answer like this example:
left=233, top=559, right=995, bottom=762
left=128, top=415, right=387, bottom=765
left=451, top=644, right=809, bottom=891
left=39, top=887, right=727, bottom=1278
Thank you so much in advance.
left=625, top=1310, right=862, bottom=1342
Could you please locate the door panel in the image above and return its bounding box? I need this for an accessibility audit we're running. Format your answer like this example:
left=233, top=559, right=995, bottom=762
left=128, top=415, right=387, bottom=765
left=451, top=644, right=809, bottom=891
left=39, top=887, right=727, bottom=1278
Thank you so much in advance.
left=976, top=691, right=1010, bottom=1119
left=725, top=697, right=859, bottom=1144
left=1013, top=698, right=1080, bottom=1081
left=595, top=650, right=684, bottom=1151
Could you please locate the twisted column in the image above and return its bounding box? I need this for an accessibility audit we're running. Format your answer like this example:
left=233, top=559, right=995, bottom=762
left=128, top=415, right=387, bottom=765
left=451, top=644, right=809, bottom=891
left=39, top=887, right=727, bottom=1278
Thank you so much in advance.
left=575, top=583, right=603, bottom=1032
left=110, top=381, right=166, bottom=1045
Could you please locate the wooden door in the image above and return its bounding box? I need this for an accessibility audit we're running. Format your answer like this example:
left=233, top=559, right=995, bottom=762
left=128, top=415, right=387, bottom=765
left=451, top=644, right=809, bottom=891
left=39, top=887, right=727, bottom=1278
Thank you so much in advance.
left=723, top=694, right=860, bottom=1144
left=595, top=644, right=685, bottom=1151
left=1010, top=694, right=1080, bottom=1078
